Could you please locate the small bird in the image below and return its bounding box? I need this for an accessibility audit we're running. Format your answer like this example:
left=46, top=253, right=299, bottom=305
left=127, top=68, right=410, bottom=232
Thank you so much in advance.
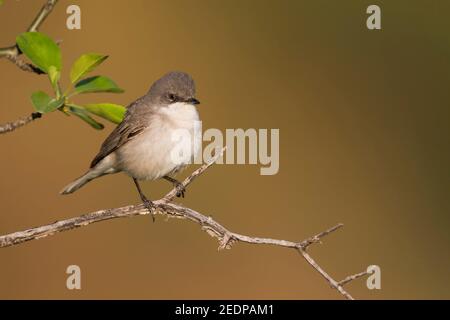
left=60, top=71, right=201, bottom=216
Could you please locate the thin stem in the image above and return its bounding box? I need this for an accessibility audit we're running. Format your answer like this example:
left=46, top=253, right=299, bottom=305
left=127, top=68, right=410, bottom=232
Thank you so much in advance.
left=27, top=0, right=60, bottom=32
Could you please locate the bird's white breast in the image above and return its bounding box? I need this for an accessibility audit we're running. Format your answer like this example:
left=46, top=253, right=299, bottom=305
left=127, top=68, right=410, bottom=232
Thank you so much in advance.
left=117, top=102, right=201, bottom=180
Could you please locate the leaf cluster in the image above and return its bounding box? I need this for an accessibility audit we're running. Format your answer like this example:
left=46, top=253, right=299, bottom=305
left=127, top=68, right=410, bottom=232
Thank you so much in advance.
left=16, top=32, right=126, bottom=129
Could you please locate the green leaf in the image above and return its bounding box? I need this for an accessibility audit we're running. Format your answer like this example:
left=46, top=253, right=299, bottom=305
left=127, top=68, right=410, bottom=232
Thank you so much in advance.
left=83, top=103, right=125, bottom=124
left=67, top=105, right=104, bottom=130
left=16, top=32, right=61, bottom=73
left=74, top=76, right=124, bottom=94
left=48, top=65, right=61, bottom=94
left=31, top=91, right=64, bottom=114
left=70, top=53, right=109, bottom=84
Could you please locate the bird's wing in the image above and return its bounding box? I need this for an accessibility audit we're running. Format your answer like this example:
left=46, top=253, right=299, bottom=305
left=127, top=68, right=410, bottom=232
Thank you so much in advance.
left=89, top=98, right=149, bottom=168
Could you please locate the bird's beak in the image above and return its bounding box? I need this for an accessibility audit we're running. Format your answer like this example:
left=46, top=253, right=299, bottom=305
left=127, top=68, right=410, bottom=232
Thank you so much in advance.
left=188, top=98, right=200, bottom=105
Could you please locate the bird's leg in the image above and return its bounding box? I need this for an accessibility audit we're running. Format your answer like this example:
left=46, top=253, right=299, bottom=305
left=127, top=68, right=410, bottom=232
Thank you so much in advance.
left=163, top=175, right=186, bottom=198
left=133, top=178, right=156, bottom=222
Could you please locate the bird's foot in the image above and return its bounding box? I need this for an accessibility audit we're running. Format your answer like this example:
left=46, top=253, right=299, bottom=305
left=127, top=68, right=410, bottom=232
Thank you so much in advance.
left=174, top=182, right=186, bottom=198
left=143, top=199, right=156, bottom=222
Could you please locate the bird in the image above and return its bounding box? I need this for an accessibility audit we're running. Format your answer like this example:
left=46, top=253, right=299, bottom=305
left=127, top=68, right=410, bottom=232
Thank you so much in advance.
left=60, top=71, right=202, bottom=218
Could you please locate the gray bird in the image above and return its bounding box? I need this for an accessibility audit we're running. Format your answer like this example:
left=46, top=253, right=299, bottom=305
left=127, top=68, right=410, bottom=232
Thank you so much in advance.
left=60, top=71, right=201, bottom=215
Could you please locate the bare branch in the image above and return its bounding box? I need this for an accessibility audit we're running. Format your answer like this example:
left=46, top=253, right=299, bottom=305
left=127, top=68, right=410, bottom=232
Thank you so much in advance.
left=0, top=147, right=370, bottom=299
left=27, top=0, right=59, bottom=33
left=298, top=249, right=354, bottom=300
left=0, top=46, right=17, bottom=57
left=338, top=270, right=371, bottom=287
left=162, top=150, right=225, bottom=203
left=0, top=112, right=42, bottom=134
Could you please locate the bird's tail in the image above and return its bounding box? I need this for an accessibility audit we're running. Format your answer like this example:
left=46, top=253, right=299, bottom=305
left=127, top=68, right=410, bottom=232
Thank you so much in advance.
left=60, top=170, right=99, bottom=195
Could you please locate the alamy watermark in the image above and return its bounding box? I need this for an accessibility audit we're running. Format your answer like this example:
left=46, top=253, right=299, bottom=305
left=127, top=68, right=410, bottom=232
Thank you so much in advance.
left=66, top=265, right=81, bottom=290
left=169, top=121, right=279, bottom=176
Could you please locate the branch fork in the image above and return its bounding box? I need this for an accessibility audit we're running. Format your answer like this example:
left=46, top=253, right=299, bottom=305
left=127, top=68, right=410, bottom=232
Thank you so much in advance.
left=0, top=147, right=370, bottom=299
left=0, top=0, right=60, bottom=134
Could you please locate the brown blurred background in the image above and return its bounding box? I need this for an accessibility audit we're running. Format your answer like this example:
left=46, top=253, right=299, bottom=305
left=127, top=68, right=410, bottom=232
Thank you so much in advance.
left=0, top=0, right=449, bottom=299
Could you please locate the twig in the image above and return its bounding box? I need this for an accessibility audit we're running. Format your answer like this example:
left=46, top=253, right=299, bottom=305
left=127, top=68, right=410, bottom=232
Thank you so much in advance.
left=298, top=249, right=354, bottom=299
left=0, top=0, right=59, bottom=72
left=338, top=270, right=371, bottom=286
left=27, top=0, right=60, bottom=33
left=0, top=147, right=370, bottom=299
left=0, top=112, right=42, bottom=134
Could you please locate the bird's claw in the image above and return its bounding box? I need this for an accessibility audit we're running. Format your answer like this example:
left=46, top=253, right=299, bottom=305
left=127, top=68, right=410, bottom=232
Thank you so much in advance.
left=175, top=182, right=186, bottom=198
left=143, top=199, right=156, bottom=222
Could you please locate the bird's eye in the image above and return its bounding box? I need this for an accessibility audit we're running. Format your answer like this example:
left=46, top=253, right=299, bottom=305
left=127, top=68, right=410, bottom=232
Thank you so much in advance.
left=168, top=93, right=177, bottom=102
